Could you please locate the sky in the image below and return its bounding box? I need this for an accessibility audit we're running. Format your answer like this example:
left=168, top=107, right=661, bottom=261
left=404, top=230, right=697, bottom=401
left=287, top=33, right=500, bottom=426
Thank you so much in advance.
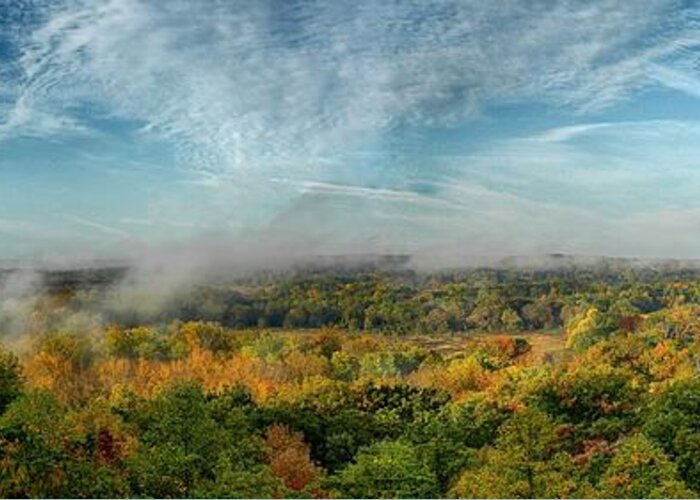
left=1, top=0, right=700, bottom=263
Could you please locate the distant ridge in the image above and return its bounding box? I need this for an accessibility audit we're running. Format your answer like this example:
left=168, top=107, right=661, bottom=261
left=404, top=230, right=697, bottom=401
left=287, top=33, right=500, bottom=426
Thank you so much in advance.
left=488, top=254, right=700, bottom=270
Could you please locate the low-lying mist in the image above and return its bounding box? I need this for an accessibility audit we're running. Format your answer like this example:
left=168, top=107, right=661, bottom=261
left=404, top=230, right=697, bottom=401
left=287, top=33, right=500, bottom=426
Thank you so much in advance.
left=4, top=229, right=700, bottom=354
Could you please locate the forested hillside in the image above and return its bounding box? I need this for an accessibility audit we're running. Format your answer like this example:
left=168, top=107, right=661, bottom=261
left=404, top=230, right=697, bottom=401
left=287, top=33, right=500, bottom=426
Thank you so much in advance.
left=0, top=265, right=699, bottom=497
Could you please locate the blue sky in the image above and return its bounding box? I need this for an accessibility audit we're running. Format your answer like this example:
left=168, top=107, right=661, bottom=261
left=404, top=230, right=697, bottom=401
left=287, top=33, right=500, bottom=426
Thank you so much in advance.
left=1, top=0, right=700, bottom=262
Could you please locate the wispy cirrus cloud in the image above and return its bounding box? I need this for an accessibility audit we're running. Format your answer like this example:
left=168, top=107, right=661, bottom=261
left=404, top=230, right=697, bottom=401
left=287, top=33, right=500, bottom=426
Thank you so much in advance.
left=60, top=213, right=131, bottom=239
left=444, top=119, right=700, bottom=208
left=3, top=0, right=699, bottom=174
left=648, top=64, right=700, bottom=98
left=269, top=178, right=459, bottom=209
left=532, top=123, right=615, bottom=143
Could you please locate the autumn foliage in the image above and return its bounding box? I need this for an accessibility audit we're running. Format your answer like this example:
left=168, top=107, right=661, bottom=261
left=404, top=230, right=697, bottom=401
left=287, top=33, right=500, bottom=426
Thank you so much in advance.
left=1, top=269, right=700, bottom=497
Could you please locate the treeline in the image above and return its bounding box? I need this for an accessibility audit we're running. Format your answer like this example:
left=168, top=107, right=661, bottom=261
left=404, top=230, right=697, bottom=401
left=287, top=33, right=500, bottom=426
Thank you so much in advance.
left=96, top=269, right=700, bottom=335
left=16, top=264, right=700, bottom=336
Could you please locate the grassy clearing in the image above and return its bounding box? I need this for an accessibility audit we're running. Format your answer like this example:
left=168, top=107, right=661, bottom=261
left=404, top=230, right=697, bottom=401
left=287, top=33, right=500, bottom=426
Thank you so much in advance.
left=236, top=327, right=569, bottom=363
left=390, top=330, right=569, bottom=361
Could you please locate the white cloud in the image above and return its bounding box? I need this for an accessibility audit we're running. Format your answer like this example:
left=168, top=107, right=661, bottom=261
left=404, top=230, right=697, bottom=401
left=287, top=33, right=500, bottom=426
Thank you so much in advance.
left=648, top=64, right=700, bottom=98
left=0, top=95, right=91, bottom=140
left=533, top=123, right=614, bottom=143
left=3, top=0, right=699, bottom=175
left=269, top=178, right=458, bottom=209
left=3, top=1, right=700, bottom=259
left=60, top=213, right=131, bottom=239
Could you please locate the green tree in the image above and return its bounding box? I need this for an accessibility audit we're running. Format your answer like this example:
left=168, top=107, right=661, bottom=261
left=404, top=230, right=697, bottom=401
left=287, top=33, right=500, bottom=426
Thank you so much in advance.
left=406, top=398, right=507, bottom=489
left=0, top=391, right=128, bottom=497
left=597, top=434, right=693, bottom=498
left=531, top=363, right=642, bottom=441
left=521, top=297, right=557, bottom=330
left=127, top=382, right=265, bottom=497
left=644, top=378, right=700, bottom=492
left=566, top=307, right=607, bottom=351
left=332, top=439, right=439, bottom=498
left=0, top=345, right=22, bottom=413
left=467, top=288, right=507, bottom=332
left=500, top=307, right=523, bottom=331
left=451, top=408, right=579, bottom=498
left=194, top=458, right=282, bottom=499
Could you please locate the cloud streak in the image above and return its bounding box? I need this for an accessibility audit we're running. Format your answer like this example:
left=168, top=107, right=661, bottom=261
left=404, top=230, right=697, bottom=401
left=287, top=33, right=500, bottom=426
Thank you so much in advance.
left=60, top=214, right=131, bottom=239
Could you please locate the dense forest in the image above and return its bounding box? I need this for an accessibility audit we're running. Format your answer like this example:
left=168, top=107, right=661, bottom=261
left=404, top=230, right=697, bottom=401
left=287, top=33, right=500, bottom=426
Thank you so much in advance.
left=1, top=262, right=700, bottom=497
